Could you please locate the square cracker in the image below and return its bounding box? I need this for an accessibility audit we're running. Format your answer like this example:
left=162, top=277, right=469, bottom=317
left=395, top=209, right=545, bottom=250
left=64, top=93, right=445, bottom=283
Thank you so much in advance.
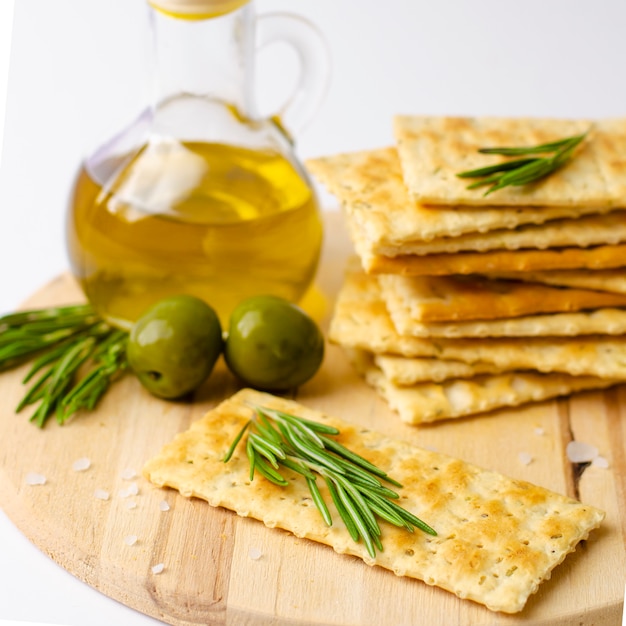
left=375, top=210, right=626, bottom=257
left=143, top=388, right=604, bottom=614
left=305, top=147, right=617, bottom=244
left=350, top=349, right=616, bottom=423
left=394, top=116, right=626, bottom=207
left=360, top=240, right=626, bottom=275
left=385, top=304, right=626, bottom=339
left=329, top=269, right=626, bottom=379
left=377, top=273, right=626, bottom=322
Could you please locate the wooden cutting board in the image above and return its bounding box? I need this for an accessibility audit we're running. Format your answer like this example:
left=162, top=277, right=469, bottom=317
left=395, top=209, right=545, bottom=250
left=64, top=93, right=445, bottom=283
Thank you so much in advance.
left=0, top=212, right=624, bottom=626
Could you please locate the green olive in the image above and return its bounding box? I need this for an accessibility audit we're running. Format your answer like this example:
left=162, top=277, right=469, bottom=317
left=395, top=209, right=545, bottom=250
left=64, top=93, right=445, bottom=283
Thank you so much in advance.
left=224, top=295, right=324, bottom=391
left=127, top=295, right=223, bottom=399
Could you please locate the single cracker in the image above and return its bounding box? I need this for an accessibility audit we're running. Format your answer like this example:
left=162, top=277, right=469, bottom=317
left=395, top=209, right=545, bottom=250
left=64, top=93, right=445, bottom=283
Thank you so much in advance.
left=377, top=273, right=626, bottom=322
left=375, top=210, right=626, bottom=256
left=350, top=350, right=617, bottom=423
left=361, top=241, right=626, bottom=275
left=306, top=147, right=617, bottom=245
left=393, top=115, right=626, bottom=207
left=385, top=305, right=626, bottom=339
left=143, top=388, right=604, bottom=614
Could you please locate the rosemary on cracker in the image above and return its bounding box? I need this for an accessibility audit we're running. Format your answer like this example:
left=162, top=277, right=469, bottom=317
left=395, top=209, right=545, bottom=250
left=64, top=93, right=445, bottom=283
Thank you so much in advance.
left=456, top=131, right=588, bottom=196
left=223, top=406, right=437, bottom=558
left=0, top=304, right=128, bottom=426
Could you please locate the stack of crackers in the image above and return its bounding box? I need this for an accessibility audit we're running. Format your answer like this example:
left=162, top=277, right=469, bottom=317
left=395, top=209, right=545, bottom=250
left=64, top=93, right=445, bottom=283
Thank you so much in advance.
left=307, top=116, right=626, bottom=425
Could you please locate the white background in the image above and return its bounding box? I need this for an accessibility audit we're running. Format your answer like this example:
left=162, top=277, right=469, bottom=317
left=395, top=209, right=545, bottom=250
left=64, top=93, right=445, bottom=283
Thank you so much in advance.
left=2, top=1, right=626, bottom=624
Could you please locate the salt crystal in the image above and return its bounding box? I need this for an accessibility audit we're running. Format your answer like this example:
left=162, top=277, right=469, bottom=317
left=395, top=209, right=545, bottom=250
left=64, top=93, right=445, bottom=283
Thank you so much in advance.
left=124, top=535, right=138, bottom=546
left=518, top=452, right=533, bottom=466
left=72, top=457, right=91, bottom=472
left=151, top=563, right=165, bottom=574
left=159, top=500, right=170, bottom=512
left=534, top=427, right=545, bottom=436
left=126, top=500, right=138, bottom=510
left=566, top=441, right=599, bottom=463
left=26, top=472, right=46, bottom=486
left=121, top=468, right=137, bottom=480
left=119, top=482, right=139, bottom=499
left=248, top=547, right=263, bottom=561
left=592, top=456, right=610, bottom=469
left=94, top=489, right=110, bottom=501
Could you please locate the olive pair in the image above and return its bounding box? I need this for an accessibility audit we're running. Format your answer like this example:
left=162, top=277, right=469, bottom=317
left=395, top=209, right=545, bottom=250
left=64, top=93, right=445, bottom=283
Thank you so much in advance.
left=127, top=294, right=324, bottom=399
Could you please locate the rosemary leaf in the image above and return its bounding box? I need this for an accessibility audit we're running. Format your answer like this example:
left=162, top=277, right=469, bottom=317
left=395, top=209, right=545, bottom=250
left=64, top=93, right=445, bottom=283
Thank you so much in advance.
left=306, top=476, right=333, bottom=527
left=325, top=476, right=360, bottom=542
left=223, top=419, right=252, bottom=462
left=246, top=438, right=257, bottom=481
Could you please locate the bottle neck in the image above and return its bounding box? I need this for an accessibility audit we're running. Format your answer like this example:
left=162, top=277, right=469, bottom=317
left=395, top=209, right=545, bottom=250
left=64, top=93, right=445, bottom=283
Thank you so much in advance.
left=148, top=4, right=256, bottom=117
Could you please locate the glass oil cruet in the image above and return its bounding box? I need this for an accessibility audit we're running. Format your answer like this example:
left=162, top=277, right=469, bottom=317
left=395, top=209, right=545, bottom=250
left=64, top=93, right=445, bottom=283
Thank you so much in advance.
left=66, top=0, right=330, bottom=329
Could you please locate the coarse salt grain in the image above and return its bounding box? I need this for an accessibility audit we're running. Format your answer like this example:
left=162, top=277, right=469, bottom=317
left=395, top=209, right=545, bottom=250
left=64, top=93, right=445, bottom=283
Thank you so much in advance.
left=152, top=563, right=165, bottom=574
left=126, top=500, right=138, bottom=510
left=592, top=456, right=610, bottom=469
left=566, top=441, right=599, bottom=463
left=124, top=535, right=138, bottom=546
left=534, top=427, right=545, bottom=436
left=121, top=468, right=137, bottom=480
left=159, top=500, right=170, bottom=512
left=518, top=452, right=533, bottom=466
left=94, top=489, right=110, bottom=501
left=248, top=547, right=263, bottom=561
left=119, top=482, right=139, bottom=498
left=26, top=473, right=46, bottom=486
left=72, top=457, right=91, bottom=472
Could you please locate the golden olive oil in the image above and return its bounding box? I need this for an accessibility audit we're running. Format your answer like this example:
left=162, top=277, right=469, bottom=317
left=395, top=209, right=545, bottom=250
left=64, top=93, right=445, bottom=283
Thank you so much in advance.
left=66, top=141, right=323, bottom=328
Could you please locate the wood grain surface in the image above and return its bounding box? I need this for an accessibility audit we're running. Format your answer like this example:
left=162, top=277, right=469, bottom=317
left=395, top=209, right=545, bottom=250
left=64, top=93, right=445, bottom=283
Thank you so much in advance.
left=0, top=212, right=624, bottom=625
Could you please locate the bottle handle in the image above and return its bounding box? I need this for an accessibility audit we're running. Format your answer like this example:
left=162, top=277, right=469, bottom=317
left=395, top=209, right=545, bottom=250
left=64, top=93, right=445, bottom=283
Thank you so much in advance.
left=255, top=12, right=331, bottom=137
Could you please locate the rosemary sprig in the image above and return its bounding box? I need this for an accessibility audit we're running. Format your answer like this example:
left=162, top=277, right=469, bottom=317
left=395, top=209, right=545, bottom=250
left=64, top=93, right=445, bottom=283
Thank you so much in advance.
left=223, top=406, right=437, bottom=558
left=457, top=131, right=588, bottom=196
left=0, top=305, right=129, bottom=426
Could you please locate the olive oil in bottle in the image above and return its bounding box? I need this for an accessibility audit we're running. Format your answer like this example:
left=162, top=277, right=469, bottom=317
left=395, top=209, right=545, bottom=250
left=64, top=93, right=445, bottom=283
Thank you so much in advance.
left=66, top=140, right=323, bottom=328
